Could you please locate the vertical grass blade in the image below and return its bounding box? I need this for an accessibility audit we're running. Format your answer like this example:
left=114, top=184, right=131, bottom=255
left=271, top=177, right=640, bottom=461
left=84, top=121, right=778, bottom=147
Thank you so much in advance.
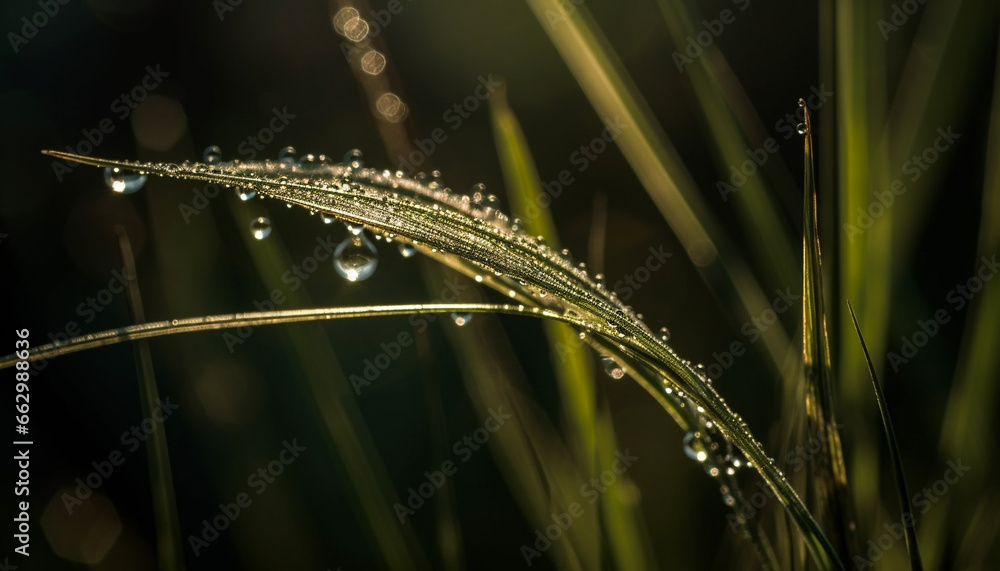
left=489, top=84, right=655, bottom=570
left=230, top=198, right=427, bottom=571
left=847, top=302, right=923, bottom=571
left=800, top=102, right=857, bottom=561
left=115, top=226, right=185, bottom=571
left=927, top=25, right=1000, bottom=569
left=835, top=0, right=891, bottom=540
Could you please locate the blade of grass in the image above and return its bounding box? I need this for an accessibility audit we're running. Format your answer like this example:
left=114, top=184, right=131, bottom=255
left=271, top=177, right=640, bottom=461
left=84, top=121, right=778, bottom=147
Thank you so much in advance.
left=847, top=301, right=923, bottom=571
left=835, top=0, right=891, bottom=541
left=40, top=149, right=845, bottom=570
left=925, top=25, right=1000, bottom=569
left=524, top=0, right=794, bottom=381
left=115, top=225, right=184, bottom=571
left=801, top=102, right=857, bottom=561
left=490, top=83, right=654, bottom=570
left=229, top=199, right=429, bottom=571
left=654, top=0, right=799, bottom=294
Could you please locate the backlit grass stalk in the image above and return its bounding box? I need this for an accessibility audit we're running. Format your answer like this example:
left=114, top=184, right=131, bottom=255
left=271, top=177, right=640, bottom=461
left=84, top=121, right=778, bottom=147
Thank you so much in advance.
left=31, top=149, right=844, bottom=569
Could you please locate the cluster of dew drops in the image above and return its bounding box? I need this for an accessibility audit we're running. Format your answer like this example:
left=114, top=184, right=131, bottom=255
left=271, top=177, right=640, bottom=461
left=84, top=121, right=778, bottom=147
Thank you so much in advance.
left=102, top=145, right=484, bottom=327
left=103, top=146, right=755, bottom=497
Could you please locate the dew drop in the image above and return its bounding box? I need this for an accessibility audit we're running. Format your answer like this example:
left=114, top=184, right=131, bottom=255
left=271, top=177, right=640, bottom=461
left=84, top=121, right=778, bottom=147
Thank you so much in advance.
left=235, top=187, right=257, bottom=201
left=203, top=145, right=222, bottom=164
left=334, top=232, right=378, bottom=282
left=343, top=148, right=364, bottom=169
left=321, top=214, right=336, bottom=224
left=602, top=356, right=626, bottom=380
left=279, top=146, right=297, bottom=165
left=659, top=326, right=671, bottom=342
left=683, top=432, right=708, bottom=463
left=250, top=217, right=272, bottom=240
left=450, top=313, right=472, bottom=327
left=346, top=223, right=364, bottom=236
left=103, top=167, right=147, bottom=194
left=398, top=242, right=417, bottom=258
left=796, top=123, right=807, bottom=135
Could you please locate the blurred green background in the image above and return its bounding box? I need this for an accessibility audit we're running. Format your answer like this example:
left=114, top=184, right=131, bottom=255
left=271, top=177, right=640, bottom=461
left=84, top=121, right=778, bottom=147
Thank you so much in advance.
left=1, top=0, right=998, bottom=569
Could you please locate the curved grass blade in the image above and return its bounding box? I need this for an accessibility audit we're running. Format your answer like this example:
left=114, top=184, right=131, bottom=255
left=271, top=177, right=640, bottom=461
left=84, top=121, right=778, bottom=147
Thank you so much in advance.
left=0, top=303, right=562, bottom=368
left=800, top=101, right=857, bottom=560
left=847, top=301, right=923, bottom=571
left=39, top=149, right=844, bottom=570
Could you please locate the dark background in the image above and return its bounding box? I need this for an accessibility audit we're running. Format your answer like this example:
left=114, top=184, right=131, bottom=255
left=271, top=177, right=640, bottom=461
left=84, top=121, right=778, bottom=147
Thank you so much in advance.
left=1, top=0, right=997, bottom=569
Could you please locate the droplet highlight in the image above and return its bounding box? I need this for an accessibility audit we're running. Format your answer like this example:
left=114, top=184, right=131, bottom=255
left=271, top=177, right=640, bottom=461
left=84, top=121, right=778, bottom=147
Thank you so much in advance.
left=103, top=168, right=147, bottom=194
left=250, top=217, right=272, bottom=240
left=334, top=232, right=378, bottom=282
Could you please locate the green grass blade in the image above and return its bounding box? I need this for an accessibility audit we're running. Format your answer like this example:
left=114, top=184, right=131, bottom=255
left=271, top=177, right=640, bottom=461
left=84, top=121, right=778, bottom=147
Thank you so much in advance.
left=835, top=0, right=892, bottom=543
left=654, top=0, right=798, bottom=293
left=800, top=103, right=856, bottom=560
left=40, top=149, right=845, bottom=570
left=927, top=26, right=1000, bottom=569
left=523, top=0, right=794, bottom=379
left=489, top=83, right=654, bottom=570
left=230, top=197, right=428, bottom=571
left=115, top=226, right=185, bottom=571
left=847, top=302, right=923, bottom=571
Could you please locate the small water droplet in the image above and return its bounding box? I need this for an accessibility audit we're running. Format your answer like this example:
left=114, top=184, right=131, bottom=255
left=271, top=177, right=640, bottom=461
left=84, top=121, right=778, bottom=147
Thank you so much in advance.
left=236, top=187, right=257, bottom=201
left=321, top=214, right=336, bottom=224
left=279, top=146, right=297, bottom=165
left=796, top=123, right=807, bottom=135
left=602, top=356, right=626, bottom=380
left=450, top=313, right=472, bottom=326
left=398, top=243, right=417, bottom=258
left=334, top=232, right=378, bottom=282
left=343, top=148, right=364, bottom=169
left=346, top=223, right=364, bottom=236
left=103, top=167, right=147, bottom=194
left=683, top=432, right=708, bottom=463
left=659, top=326, right=671, bottom=342
left=203, top=145, right=222, bottom=164
left=722, top=493, right=736, bottom=506
left=250, top=217, right=272, bottom=240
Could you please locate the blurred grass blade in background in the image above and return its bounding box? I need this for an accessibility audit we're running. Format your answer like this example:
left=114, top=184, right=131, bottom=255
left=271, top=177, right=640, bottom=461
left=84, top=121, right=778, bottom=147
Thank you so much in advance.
left=524, top=0, right=794, bottom=377
left=489, top=82, right=655, bottom=570
left=116, top=225, right=185, bottom=571
left=834, top=0, right=891, bottom=543
left=928, top=23, right=1000, bottom=569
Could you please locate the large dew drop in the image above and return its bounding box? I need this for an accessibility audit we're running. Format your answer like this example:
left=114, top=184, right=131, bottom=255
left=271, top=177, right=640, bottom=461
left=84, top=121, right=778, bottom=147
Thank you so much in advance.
left=602, top=356, right=626, bottom=380
left=278, top=146, right=296, bottom=165
left=250, top=217, right=272, bottom=240
left=103, top=167, right=147, bottom=194
left=450, top=313, right=472, bottom=326
left=683, top=432, right=708, bottom=462
left=343, top=148, right=364, bottom=169
left=334, top=232, right=378, bottom=282
left=398, top=243, right=417, bottom=258
left=203, top=145, right=222, bottom=164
